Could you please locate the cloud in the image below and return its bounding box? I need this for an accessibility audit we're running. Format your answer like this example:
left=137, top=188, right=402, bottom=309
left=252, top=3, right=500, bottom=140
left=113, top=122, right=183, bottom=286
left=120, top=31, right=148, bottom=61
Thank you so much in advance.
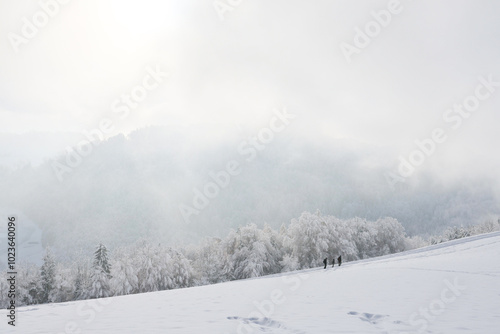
left=0, top=0, right=499, bottom=185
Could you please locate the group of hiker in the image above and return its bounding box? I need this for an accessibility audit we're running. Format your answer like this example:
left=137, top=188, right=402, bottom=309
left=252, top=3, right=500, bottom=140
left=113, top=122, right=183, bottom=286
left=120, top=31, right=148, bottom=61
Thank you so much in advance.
left=323, top=255, right=342, bottom=269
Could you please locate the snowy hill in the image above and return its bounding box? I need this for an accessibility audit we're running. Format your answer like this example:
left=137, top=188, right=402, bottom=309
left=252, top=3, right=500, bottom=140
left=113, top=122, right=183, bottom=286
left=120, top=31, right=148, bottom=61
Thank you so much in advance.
left=2, top=232, right=500, bottom=334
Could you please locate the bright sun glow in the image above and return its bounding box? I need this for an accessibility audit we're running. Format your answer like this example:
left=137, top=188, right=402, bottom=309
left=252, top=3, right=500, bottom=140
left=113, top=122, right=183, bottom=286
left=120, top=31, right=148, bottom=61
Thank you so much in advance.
left=109, top=0, right=177, bottom=34
left=99, top=0, right=181, bottom=51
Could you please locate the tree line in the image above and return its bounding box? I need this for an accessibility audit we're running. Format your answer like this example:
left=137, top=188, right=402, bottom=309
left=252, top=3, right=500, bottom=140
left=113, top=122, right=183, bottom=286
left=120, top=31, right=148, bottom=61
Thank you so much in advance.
left=1, top=212, right=498, bottom=308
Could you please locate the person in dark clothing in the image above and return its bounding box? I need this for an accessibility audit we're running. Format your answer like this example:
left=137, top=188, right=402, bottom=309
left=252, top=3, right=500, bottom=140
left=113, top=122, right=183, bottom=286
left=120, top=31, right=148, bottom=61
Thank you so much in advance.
left=331, top=257, right=335, bottom=268
left=323, top=257, right=328, bottom=269
left=337, top=255, right=342, bottom=266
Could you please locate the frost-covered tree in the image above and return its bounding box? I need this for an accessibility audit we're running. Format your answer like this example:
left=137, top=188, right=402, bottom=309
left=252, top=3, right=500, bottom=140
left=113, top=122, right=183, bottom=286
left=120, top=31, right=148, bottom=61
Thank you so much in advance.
left=325, top=216, right=358, bottom=261
left=165, top=248, right=195, bottom=289
left=50, top=264, right=75, bottom=303
left=17, top=263, right=42, bottom=306
left=40, top=248, right=56, bottom=303
left=262, top=224, right=285, bottom=272
left=4, top=210, right=473, bottom=304
left=111, top=249, right=138, bottom=296
left=190, top=237, right=229, bottom=285
left=405, top=235, right=428, bottom=250
left=89, top=243, right=112, bottom=299
left=157, top=247, right=177, bottom=291
left=280, top=254, right=300, bottom=272
left=93, top=243, right=111, bottom=275
left=71, top=261, right=92, bottom=301
left=471, top=219, right=500, bottom=234
left=374, top=217, right=407, bottom=255
left=0, top=271, right=10, bottom=308
left=286, top=212, right=407, bottom=264
left=288, top=212, right=330, bottom=268
left=350, top=217, right=378, bottom=259
left=130, top=241, right=195, bottom=293
left=224, top=224, right=281, bottom=280
left=134, top=241, right=163, bottom=293
left=443, top=226, right=471, bottom=241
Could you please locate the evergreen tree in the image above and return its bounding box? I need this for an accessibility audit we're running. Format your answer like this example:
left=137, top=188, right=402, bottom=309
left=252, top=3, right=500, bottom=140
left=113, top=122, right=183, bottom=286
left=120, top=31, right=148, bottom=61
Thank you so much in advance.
left=23, top=280, right=42, bottom=306
left=89, top=243, right=112, bottom=299
left=40, top=248, right=56, bottom=303
left=18, top=263, right=42, bottom=306
left=73, top=267, right=84, bottom=300
left=93, top=243, right=111, bottom=275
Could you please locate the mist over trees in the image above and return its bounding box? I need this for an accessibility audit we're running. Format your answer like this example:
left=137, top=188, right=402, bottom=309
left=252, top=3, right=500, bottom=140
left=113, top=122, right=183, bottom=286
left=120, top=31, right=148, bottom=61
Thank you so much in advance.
left=0, top=127, right=499, bottom=260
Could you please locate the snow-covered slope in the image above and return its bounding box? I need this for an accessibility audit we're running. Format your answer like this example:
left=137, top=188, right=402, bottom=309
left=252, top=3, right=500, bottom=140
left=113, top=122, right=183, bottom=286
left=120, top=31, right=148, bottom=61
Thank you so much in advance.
left=2, top=232, right=500, bottom=334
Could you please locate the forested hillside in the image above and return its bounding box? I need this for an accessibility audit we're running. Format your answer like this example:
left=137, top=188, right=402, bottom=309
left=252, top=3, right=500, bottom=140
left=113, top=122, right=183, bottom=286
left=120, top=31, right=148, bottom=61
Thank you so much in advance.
left=1, top=127, right=498, bottom=258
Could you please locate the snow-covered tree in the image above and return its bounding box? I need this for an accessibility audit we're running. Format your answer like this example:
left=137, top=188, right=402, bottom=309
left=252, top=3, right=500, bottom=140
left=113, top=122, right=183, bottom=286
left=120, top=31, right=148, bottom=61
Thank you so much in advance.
left=443, top=226, right=471, bottom=241
left=89, top=243, right=112, bottom=299
left=4, top=210, right=475, bottom=305
left=288, top=212, right=330, bottom=268
left=0, top=271, right=10, bottom=308
left=165, top=248, right=195, bottom=289
left=111, top=249, right=138, bottom=296
left=189, top=237, right=229, bottom=285
left=93, top=243, right=111, bottom=275
left=224, top=224, right=282, bottom=280
left=262, top=224, right=285, bottom=272
left=471, top=219, right=500, bottom=234
left=374, top=217, right=407, bottom=255
left=130, top=241, right=195, bottom=293
left=17, top=263, right=42, bottom=306
left=40, top=248, right=56, bottom=303
left=350, top=217, right=378, bottom=259
left=324, top=216, right=358, bottom=261
left=134, top=241, right=163, bottom=293
left=280, top=254, right=300, bottom=272
left=50, top=264, right=75, bottom=303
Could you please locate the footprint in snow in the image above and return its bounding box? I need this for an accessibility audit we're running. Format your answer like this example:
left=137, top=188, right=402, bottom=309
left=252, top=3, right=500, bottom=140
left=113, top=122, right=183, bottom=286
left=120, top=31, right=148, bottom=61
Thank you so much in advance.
left=348, top=311, right=387, bottom=324
left=348, top=311, right=411, bottom=332
left=227, top=316, right=305, bottom=333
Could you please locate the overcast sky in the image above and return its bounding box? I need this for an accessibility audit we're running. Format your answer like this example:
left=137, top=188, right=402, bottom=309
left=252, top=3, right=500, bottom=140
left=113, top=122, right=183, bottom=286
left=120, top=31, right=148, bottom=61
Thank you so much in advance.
left=1, top=0, right=499, bottom=185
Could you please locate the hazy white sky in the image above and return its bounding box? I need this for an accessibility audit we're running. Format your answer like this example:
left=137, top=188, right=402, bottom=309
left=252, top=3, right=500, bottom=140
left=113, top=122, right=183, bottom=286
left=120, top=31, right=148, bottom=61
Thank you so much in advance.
left=1, top=0, right=499, bottom=181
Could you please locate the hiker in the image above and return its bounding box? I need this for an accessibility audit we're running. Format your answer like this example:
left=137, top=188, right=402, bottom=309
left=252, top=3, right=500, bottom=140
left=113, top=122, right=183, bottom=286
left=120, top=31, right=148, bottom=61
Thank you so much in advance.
left=323, top=257, right=327, bottom=269
left=332, top=257, right=335, bottom=268
left=337, top=255, right=342, bottom=266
